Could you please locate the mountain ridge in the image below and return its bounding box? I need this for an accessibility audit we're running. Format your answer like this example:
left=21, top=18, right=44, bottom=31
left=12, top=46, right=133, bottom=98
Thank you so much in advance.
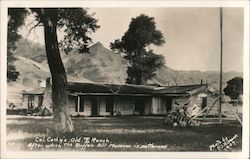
left=14, top=38, right=243, bottom=89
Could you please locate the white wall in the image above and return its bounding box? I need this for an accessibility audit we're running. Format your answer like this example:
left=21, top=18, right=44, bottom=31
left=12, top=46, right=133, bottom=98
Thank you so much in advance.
left=114, top=96, right=135, bottom=115
left=99, top=97, right=111, bottom=116
left=151, top=97, right=168, bottom=115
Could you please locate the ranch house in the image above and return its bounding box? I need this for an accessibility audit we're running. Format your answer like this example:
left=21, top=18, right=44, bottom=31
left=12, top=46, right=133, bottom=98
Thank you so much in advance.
left=22, top=80, right=218, bottom=116
left=67, top=82, right=214, bottom=116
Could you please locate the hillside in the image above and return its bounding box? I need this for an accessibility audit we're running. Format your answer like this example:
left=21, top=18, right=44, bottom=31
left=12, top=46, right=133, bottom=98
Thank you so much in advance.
left=14, top=38, right=243, bottom=89
left=61, top=42, right=128, bottom=84
left=151, top=66, right=242, bottom=89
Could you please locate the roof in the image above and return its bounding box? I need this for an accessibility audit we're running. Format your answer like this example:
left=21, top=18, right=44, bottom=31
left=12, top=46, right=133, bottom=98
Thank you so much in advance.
left=207, top=85, right=220, bottom=95
left=21, top=82, right=208, bottom=97
left=68, top=82, right=208, bottom=96
left=22, top=88, right=45, bottom=95
left=68, top=82, right=154, bottom=94
left=153, top=84, right=208, bottom=96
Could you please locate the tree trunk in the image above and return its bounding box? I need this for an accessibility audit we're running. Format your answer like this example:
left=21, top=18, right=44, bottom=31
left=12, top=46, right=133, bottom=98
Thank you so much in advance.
left=43, top=9, right=74, bottom=133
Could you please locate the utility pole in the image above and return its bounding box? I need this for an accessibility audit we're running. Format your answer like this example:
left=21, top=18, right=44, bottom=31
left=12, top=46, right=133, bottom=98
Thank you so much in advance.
left=219, top=7, right=223, bottom=123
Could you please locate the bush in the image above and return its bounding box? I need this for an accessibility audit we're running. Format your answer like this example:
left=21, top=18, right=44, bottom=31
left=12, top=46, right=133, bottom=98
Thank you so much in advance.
left=7, top=109, right=27, bottom=115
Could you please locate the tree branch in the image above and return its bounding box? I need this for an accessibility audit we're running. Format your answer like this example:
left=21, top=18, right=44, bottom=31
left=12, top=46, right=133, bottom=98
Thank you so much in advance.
left=27, top=21, right=43, bottom=37
left=26, top=19, right=37, bottom=28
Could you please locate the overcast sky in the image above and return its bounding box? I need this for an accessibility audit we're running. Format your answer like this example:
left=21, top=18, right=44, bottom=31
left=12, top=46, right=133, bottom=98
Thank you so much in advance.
left=19, top=7, right=244, bottom=72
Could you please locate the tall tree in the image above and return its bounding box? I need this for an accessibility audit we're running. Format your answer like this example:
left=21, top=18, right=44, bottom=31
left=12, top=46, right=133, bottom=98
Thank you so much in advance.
left=110, top=14, right=165, bottom=85
left=8, top=8, right=99, bottom=132
left=7, top=9, right=28, bottom=81
left=223, top=77, right=243, bottom=100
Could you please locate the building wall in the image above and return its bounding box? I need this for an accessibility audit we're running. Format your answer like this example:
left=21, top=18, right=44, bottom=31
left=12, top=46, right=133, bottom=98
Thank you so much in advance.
left=67, top=91, right=218, bottom=117
left=150, top=97, right=168, bottom=115
left=144, top=97, right=152, bottom=115
left=68, top=95, right=92, bottom=116
left=22, top=95, right=28, bottom=109
left=171, top=92, right=218, bottom=117
left=22, top=94, right=41, bottom=109
left=34, top=96, right=39, bottom=108
left=68, top=95, right=112, bottom=116
left=114, top=96, right=135, bottom=115
left=99, top=97, right=111, bottom=116
left=83, top=96, right=92, bottom=116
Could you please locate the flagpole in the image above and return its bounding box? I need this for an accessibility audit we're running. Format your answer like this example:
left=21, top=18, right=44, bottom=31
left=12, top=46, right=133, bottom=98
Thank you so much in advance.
left=219, top=7, right=223, bottom=123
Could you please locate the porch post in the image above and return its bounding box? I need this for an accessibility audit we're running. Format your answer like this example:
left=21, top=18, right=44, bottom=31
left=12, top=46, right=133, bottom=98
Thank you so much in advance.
left=77, top=96, right=80, bottom=113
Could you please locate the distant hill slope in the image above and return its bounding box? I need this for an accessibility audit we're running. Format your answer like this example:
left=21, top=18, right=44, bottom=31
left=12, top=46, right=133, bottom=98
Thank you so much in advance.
left=14, top=38, right=243, bottom=90
left=151, top=66, right=242, bottom=90
left=15, top=39, right=128, bottom=84
left=61, top=42, right=128, bottom=84
left=14, top=55, right=50, bottom=88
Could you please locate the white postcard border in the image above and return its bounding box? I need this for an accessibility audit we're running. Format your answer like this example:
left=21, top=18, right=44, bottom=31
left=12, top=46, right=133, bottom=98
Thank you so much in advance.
left=1, top=1, right=249, bottom=159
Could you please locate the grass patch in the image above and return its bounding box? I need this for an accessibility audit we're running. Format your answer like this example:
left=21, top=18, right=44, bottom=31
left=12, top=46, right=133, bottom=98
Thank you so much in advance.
left=6, top=116, right=242, bottom=151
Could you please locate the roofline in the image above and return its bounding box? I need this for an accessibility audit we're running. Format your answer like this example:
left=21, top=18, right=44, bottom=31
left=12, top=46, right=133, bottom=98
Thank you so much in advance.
left=69, top=92, right=153, bottom=97
left=68, top=82, right=159, bottom=89
left=69, top=92, right=190, bottom=97
left=187, top=85, right=208, bottom=95
left=22, top=93, right=44, bottom=95
left=157, top=84, right=208, bottom=88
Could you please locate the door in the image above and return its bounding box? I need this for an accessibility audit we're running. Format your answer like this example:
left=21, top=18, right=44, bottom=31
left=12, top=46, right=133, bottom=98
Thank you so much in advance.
left=79, top=96, right=84, bottom=112
left=91, top=97, right=99, bottom=116
left=28, top=95, right=34, bottom=110
left=201, top=96, right=207, bottom=109
left=165, top=96, right=172, bottom=112
left=135, top=97, right=145, bottom=115
left=106, top=96, right=114, bottom=116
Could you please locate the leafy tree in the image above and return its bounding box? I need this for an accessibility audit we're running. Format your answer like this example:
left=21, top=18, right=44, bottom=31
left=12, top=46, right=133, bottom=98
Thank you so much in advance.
left=110, top=14, right=165, bottom=85
left=8, top=8, right=99, bottom=132
left=223, top=77, right=243, bottom=100
left=7, top=9, right=28, bottom=81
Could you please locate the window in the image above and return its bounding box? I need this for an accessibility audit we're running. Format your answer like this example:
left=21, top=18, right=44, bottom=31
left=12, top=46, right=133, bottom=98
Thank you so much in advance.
left=201, top=97, right=207, bottom=109
left=106, top=97, right=114, bottom=112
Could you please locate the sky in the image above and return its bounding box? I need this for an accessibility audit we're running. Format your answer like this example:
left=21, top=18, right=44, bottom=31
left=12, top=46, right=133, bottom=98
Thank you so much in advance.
left=19, top=7, right=244, bottom=72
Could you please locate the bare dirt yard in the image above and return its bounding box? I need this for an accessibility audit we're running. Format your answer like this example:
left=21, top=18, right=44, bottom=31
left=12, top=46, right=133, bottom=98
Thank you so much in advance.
left=6, top=116, right=242, bottom=151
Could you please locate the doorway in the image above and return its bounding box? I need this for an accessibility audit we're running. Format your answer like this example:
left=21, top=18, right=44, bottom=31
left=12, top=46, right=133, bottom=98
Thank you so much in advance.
left=106, top=96, right=114, bottom=115
left=135, top=97, right=145, bottom=115
left=91, top=97, right=99, bottom=116
left=165, top=96, right=172, bottom=112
